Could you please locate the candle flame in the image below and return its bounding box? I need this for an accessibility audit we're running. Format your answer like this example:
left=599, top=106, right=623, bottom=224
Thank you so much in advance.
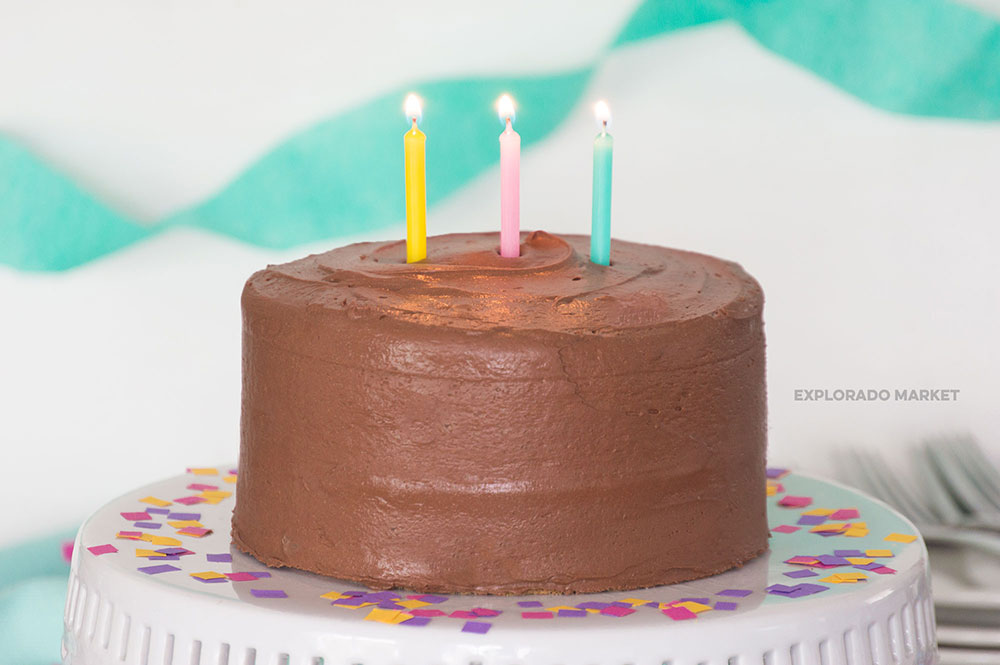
left=496, top=94, right=516, bottom=125
left=404, top=94, right=423, bottom=126
left=594, top=100, right=611, bottom=130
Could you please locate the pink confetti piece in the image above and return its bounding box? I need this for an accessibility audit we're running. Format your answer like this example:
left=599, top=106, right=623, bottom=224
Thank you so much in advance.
left=662, top=606, right=697, bottom=620
left=174, top=496, right=207, bottom=505
left=521, top=611, right=554, bottom=619
left=61, top=541, right=74, bottom=563
left=187, top=483, right=219, bottom=491
left=121, top=511, right=152, bottom=521
left=471, top=608, right=501, bottom=617
left=778, top=495, right=813, bottom=508
left=409, top=609, right=446, bottom=617
left=177, top=527, right=212, bottom=537
left=87, top=544, right=118, bottom=556
left=449, top=610, right=478, bottom=619
left=872, top=566, right=897, bottom=575
left=772, top=525, right=800, bottom=534
left=831, top=508, right=860, bottom=520
left=600, top=606, right=635, bottom=617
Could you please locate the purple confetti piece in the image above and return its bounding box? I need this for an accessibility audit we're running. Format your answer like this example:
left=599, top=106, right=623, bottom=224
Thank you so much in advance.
left=797, top=515, right=827, bottom=526
left=766, top=584, right=797, bottom=595
left=138, top=564, right=179, bottom=575
left=834, top=549, right=864, bottom=557
left=207, top=553, right=233, bottom=563
left=517, top=600, right=544, bottom=608
left=766, top=467, right=789, bottom=479
left=249, top=571, right=271, bottom=579
left=558, top=609, right=588, bottom=617
left=415, top=594, right=447, bottom=604
left=401, top=616, right=431, bottom=627
left=784, top=569, right=818, bottom=579
left=714, top=601, right=738, bottom=611
left=576, top=601, right=611, bottom=610
left=133, top=522, right=162, bottom=529
left=194, top=576, right=228, bottom=584
left=792, top=583, right=829, bottom=596
left=250, top=589, right=287, bottom=599
left=817, top=555, right=850, bottom=566
left=146, top=507, right=170, bottom=515
left=377, top=601, right=405, bottom=610
left=367, top=591, right=402, bottom=601
left=717, top=589, right=753, bottom=598
left=334, top=597, right=369, bottom=607
left=462, top=621, right=492, bottom=634
left=167, top=512, right=202, bottom=521
left=855, top=562, right=884, bottom=571
left=678, top=597, right=710, bottom=604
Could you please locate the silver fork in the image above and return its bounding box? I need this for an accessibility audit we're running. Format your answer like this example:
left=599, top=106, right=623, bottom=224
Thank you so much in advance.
left=921, top=435, right=1000, bottom=527
left=837, top=448, right=1000, bottom=557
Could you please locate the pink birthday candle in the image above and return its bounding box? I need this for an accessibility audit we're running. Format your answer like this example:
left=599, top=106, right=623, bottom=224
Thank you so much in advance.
left=497, top=94, right=520, bottom=258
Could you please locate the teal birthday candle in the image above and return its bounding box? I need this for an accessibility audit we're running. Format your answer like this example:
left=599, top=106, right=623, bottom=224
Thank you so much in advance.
left=590, top=101, right=613, bottom=266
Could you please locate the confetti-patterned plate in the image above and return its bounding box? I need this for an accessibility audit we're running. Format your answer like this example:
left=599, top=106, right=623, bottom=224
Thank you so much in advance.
left=63, top=467, right=936, bottom=665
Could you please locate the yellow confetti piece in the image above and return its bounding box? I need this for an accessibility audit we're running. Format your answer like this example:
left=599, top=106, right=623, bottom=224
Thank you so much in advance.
left=135, top=549, right=166, bottom=557
left=623, top=598, right=651, bottom=606
left=116, top=531, right=143, bottom=540
left=320, top=591, right=346, bottom=601
left=866, top=549, right=894, bottom=558
left=546, top=605, right=580, bottom=612
left=396, top=599, right=431, bottom=610
left=198, top=497, right=225, bottom=505
left=140, top=534, right=182, bottom=547
left=810, top=523, right=848, bottom=533
left=363, top=608, right=413, bottom=624
left=846, top=557, right=875, bottom=565
left=223, top=475, right=237, bottom=484
left=766, top=485, right=777, bottom=497
left=884, top=533, right=917, bottom=544
left=820, top=573, right=868, bottom=584
left=167, top=520, right=204, bottom=529
left=844, top=528, right=870, bottom=538
left=674, top=601, right=712, bottom=613
left=189, top=468, right=219, bottom=476
left=801, top=508, right=836, bottom=516
left=139, top=496, right=171, bottom=507
left=852, top=522, right=868, bottom=529
left=190, top=571, right=226, bottom=581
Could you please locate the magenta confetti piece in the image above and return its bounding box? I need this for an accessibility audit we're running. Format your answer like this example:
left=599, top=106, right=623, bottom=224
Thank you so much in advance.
left=521, top=611, right=553, bottom=619
left=662, top=606, right=696, bottom=620
left=120, top=512, right=151, bottom=521
left=600, top=606, right=635, bottom=617
left=778, top=495, right=813, bottom=508
left=87, top=544, right=117, bottom=556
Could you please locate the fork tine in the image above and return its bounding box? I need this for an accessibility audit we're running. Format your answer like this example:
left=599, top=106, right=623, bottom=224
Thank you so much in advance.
left=952, top=436, right=1000, bottom=510
left=911, top=445, right=966, bottom=525
left=923, top=440, right=986, bottom=516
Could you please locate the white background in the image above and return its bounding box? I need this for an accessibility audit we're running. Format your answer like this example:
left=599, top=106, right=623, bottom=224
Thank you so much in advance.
left=2, top=0, right=999, bottom=546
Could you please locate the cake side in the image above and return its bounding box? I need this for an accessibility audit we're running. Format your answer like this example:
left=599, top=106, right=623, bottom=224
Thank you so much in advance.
left=233, top=231, right=768, bottom=594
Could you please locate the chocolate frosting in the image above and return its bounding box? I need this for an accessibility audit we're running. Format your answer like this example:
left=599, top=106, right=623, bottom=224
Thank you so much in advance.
left=233, top=231, right=768, bottom=594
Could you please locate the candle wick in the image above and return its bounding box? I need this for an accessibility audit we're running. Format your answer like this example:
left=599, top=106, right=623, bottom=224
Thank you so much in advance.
left=505, top=117, right=512, bottom=129
left=602, top=120, right=608, bottom=131
left=411, top=117, right=418, bottom=129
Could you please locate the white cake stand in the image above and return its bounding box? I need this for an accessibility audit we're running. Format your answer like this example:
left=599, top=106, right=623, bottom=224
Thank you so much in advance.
left=62, top=468, right=937, bottom=665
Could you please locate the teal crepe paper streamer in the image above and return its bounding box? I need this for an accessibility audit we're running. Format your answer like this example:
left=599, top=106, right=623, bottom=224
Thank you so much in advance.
left=169, top=71, right=591, bottom=248
left=1, top=0, right=1000, bottom=270
left=0, top=532, right=75, bottom=665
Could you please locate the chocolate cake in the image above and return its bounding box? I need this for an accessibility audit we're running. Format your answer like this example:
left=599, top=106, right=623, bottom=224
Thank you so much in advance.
left=233, top=230, right=768, bottom=594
